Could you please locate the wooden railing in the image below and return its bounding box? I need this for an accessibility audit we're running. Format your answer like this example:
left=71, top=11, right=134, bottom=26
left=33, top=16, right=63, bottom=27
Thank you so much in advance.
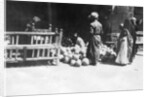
left=4, top=28, right=63, bottom=64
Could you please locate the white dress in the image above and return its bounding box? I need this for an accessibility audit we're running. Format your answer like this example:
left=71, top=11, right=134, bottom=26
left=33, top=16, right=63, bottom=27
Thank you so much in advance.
left=115, top=36, right=129, bottom=65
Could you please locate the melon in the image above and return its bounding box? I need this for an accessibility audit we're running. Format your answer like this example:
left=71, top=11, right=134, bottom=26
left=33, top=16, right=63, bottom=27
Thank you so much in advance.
left=52, top=60, right=57, bottom=65
left=75, top=59, right=82, bottom=66
left=59, top=54, right=64, bottom=61
left=70, top=59, right=76, bottom=66
left=64, top=56, right=70, bottom=63
left=60, top=47, right=66, bottom=54
left=72, top=54, right=80, bottom=60
left=74, top=45, right=81, bottom=54
left=79, top=48, right=86, bottom=55
left=79, top=54, right=84, bottom=60
left=51, top=49, right=56, bottom=56
left=82, top=58, right=90, bottom=66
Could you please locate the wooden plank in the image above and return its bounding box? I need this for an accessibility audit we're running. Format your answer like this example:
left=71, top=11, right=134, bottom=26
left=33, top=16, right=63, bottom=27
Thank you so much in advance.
left=47, top=49, right=50, bottom=57
left=42, top=49, right=45, bottom=57
left=6, top=56, right=58, bottom=62
left=32, top=50, right=35, bottom=58
left=45, top=36, right=48, bottom=44
left=56, top=29, right=63, bottom=64
left=11, top=36, right=15, bottom=45
left=31, top=36, right=34, bottom=44
left=16, top=35, right=19, bottom=44
left=15, top=49, right=19, bottom=60
left=6, top=32, right=56, bottom=35
left=37, top=49, right=40, bottom=57
left=6, top=45, right=56, bottom=49
left=49, top=36, right=52, bottom=44
left=23, top=47, right=27, bottom=62
left=31, top=36, right=35, bottom=58
left=40, top=36, right=44, bottom=44
left=35, top=36, right=39, bottom=44
left=9, top=49, right=13, bottom=59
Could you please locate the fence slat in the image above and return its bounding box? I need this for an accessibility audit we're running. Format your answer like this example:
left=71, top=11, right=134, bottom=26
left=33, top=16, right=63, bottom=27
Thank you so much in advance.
left=10, top=49, right=13, bottom=59
left=42, top=49, right=45, bottom=57
left=12, top=36, right=15, bottom=45
left=31, top=36, right=34, bottom=44
left=49, top=36, right=52, bottom=44
left=16, top=35, right=19, bottom=44
left=35, top=36, right=39, bottom=44
left=15, top=49, right=19, bottom=60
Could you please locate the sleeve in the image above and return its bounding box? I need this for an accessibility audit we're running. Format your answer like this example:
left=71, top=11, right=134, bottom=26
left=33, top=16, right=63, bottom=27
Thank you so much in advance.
left=90, top=24, right=94, bottom=34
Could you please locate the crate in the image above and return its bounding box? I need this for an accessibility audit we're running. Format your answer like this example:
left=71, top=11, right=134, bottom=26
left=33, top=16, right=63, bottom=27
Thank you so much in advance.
left=4, top=27, right=63, bottom=64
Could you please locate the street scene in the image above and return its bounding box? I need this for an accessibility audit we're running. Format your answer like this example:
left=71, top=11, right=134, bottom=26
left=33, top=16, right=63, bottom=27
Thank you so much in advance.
left=5, top=0, right=143, bottom=96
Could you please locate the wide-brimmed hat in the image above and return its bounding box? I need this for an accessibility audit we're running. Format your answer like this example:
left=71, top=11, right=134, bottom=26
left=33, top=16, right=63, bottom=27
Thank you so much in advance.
left=89, top=12, right=99, bottom=19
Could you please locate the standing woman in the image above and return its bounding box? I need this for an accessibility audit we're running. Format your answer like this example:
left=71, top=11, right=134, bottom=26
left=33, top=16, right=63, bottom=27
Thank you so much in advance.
left=86, top=12, right=103, bottom=65
left=115, top=23, right=133, bottom=65
left=124, top=15, right=137, bottom=63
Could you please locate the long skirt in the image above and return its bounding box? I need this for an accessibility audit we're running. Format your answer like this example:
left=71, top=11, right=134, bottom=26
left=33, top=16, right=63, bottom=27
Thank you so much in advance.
left=115, top=37, right=129, bottom=65
left=87, top=35, right=102, bottom=64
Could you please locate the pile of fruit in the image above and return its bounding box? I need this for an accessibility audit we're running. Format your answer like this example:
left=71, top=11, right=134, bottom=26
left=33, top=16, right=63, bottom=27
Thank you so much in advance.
left=59, top=45, right=90, bottom=67
left=59, top=43, right=117, bottom=66
left=99, top=44, right=117, bottom=62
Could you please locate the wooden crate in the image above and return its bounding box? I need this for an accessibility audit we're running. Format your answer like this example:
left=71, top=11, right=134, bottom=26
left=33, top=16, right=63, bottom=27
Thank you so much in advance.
left=4, top=28, right=63, bottom=64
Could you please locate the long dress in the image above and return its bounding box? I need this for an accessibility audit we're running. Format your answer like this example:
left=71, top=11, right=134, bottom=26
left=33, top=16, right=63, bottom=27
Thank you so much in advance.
left=115, top=29, right=133, bottom=65
left=87, top=20, right=103, bottom=65
left=115, top=36, right=129, bottom=64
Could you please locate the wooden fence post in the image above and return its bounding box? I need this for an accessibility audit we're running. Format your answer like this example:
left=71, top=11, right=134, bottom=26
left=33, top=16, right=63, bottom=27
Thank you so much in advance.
left=56, top=28, right=63, bottom=65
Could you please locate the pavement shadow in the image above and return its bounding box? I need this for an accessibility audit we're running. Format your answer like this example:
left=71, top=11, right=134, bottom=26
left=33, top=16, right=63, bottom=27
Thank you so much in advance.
left=100, top=61, right=127, bottom=67
left=6, top=60, right=57, bottom=68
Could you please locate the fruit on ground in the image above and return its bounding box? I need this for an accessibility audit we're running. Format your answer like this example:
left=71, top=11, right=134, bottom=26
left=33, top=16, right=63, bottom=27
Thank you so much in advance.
left=82, top=58, right=90, bottom=66
left=70, top=59, right=76, bottom=66
left=75, top=59, right=82, bottom=66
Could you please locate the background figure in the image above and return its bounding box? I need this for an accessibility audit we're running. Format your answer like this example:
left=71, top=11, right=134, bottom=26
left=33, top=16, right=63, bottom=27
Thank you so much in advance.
left=115, top=24, right=133, bottom=65
left=124, top=15, right=137, bottom=62
left=74, top=33, right=86, bottom=49
left=74, top=33, right=86, bottom=56
left=86, top=12, right=103, bottom=65
left=101, top=16, right=111, bottom=44
left=25, top=16, right=41, bottom=31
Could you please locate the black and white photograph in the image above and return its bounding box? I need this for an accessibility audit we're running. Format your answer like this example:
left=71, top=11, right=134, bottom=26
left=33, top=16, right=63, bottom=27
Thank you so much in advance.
left=4, top=0, right=143, bottom=96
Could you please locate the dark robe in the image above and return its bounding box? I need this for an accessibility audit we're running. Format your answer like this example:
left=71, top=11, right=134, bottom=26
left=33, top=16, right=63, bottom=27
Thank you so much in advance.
left=124, top=18, right=137, bottom=62
left=87, top=20, right=103, bottom=65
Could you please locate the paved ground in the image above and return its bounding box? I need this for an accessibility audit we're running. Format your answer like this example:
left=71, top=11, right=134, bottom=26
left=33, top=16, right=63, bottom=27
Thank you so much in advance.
left=5, top=52, right=143, bottom=96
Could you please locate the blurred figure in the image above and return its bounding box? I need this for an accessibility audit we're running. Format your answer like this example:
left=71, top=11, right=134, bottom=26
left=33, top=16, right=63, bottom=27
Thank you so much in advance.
left=86, top=12, right=103, bottom=65
left=101, top=16, right=112, bottom=44
left=115, top=23, right=133, bottom=65
left=74, top=33, right=86, bottom=49
left=74, top=33, right=86, bottom=56
left=25, top=16, right=41, bottom=31
left=124, top=14, right=137, bottom=62
left=136, top=18, right=143, bottom=31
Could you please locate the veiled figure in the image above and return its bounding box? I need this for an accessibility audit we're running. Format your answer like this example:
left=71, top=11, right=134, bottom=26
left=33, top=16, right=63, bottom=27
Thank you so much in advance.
left=115, top=24, right=133, bottom=65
